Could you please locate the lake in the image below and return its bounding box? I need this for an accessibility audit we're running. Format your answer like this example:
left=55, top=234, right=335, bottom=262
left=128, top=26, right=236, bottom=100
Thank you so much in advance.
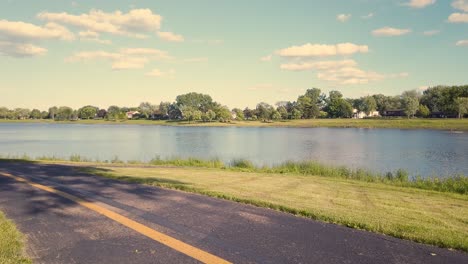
left=0, top=123, right=467, bottom=177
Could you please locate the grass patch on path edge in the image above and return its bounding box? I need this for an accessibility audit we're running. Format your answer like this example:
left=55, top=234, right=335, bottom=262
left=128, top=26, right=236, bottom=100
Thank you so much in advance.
left=0, top=211, right=31, bottom=264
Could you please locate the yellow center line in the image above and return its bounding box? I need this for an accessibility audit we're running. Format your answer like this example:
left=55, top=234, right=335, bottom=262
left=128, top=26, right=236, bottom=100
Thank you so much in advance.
left=0, top=171, right=231, bottom=264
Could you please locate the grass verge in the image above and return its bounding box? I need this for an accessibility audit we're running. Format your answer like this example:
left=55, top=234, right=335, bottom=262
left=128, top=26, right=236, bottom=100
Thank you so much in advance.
left=1, top=118, right=467, bottom=131
left=0, top=211, right=30, bottom=264
left=76, top=165, right=468, bottom=252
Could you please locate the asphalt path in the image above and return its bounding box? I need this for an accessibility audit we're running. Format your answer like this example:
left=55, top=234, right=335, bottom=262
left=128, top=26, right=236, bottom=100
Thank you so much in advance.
left=0, top=161, right=466, bottom=264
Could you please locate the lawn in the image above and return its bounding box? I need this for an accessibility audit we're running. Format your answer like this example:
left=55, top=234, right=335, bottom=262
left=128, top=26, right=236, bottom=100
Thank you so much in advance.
left=0, top=211, right=30, bottom=264
left=79, top=165, right=468, bottom=252
left=1, top=118, right=468, bottom=131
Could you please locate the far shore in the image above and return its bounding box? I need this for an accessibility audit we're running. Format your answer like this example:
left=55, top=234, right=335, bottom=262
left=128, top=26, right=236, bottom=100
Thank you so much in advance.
left=1, top=118, right=468, bottom=131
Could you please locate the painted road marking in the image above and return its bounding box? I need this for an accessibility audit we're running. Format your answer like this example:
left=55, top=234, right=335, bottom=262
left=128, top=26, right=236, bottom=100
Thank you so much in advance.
left=0, top=172, right=231, bottom=264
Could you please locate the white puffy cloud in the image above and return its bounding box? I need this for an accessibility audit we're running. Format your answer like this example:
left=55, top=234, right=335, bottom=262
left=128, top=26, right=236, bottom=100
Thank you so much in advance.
left=37, top=9, right=162, bottom=37
left=0, top=20, right=74, bottom=41
left=452, top=0, right=468, bottom=12
left=448, top=13, right=468, bottom=23
left=146, top=68, right=175, bottom=77
left=337, top=14, right=351, bottom=22
left=78, top=30, right=111, bottom=44
left=66, top=48, right=170, bottom=71
left=0, top=19, right=74, bottom=57
left=0, top=41, right=47, bottom=57
left=456, top=40, right=468, bottom=46
left=280, top=59, right=407, bottom=85
left=372, top=27, right=411, bottom=36
left=423, top=30, right=440, bottom=36
left=157, top=31, right=184, bottom=42
left=277, top=43, right=369, bottom=58
left=403, top=0, right=436, bottom=8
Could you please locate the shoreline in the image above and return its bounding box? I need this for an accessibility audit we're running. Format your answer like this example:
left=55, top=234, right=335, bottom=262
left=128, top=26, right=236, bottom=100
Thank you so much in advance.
left=1, top=118, right=468, bottom=131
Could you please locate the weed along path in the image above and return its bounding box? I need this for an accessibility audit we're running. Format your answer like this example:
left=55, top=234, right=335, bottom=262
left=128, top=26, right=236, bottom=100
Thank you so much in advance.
left=0, top=162, right=467, bottom=264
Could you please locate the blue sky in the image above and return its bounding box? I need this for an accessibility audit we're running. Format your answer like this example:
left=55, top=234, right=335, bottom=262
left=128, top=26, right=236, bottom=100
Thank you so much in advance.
left=0, top=0, right=467, bottom=109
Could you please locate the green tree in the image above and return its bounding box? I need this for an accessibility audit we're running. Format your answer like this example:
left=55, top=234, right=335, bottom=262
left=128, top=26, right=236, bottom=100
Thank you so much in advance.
left=455, top=97, right=468, bottom=119
left=215, top=106, right=232, bottom=122
left=232, top=108, right=245, bottom=121
left=176, top=92, right=214, bottom=112
left=271, top=110, right=281, bottom=121
left=78, top=106, right=98, bottom=120
left=256, top=102, right=274, bottom=122
left=402, top=90, right=420, bottom=118
left=41, top=111, right=49, bottom=119
left=277, top=106, right=288, bottom=119
left=291, top=109, right=302, bottom=119
left=361, top=96, right=377, bottom=115
left=206, top=109, right=216, bottom=122
left=55, top=106, right=73, bottom=121
left=0, top=107, right=9, bottom=119
left=138, top=102, right=158, bottom=119
left=48, top=106, right=58, bottom=120
left=30, top=109, right=42, bottom=119
left=325, top=91, right=353, bottom=118
left=296, top=88, right=323, bottom=118
left=107, top=106, right=121, bottom=120
left=416, top=105, right=430, bottom=118
left=14, top=108, right=30, bottom=120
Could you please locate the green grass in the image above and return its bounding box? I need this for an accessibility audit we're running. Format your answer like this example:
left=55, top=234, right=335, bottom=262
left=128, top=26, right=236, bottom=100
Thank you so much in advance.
left=1, top=118, right=468, bottom=131
left=0, top=211, right=30, bottom=264
left=77, top=165, right=468, bottom=252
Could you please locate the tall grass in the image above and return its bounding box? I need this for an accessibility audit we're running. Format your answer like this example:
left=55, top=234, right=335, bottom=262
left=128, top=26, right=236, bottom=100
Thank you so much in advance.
left=1, top=154, right=466, bottom=195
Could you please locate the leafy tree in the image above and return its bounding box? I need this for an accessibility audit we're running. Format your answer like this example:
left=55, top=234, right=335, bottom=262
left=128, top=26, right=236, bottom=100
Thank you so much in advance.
left=361, top=96, right=377, bottom=115
left=41, top=111, right=49, bottom=119
left=78, top=106, right=98, bottom=120
left=455, top=97, right=468, bottom=119
left=0, top=107, right=9, bottom=119
left=416, top=105, right=430, bottom=118
left=138, top=102, right=158, bottom=119
left=48, top=106, right=58, bottom=120
left=402, top=90, right=420, bottom=118
left=107, top=106, right=121, bottom=120
left=325, top=91, right=353, bottom=118
left=206, top=109, right=216, bottom=122
left=176, top=92, right=214, bottom=112
left=296, top=88, right=323, bottom=118
left=277, top=106, right=288, bottom=119
left=291, top=109, right=302, bottom=119
left=14, top=108, right=31, bottom=120
left=55, top=106, right=73, bottom=121
left=30, top=109, right=42, bottom=119
left=180, top=106, right=202, bottom=123
left=271, top=110, right=281, bottom=121
left=256, top=102, right=274, bottom=122
left=243, top=108, right=255, bottom=120
left=97, top=109, right=107, bottom=119
left=232, top=108, right=244, bottom=121
left=168, top=104, right=182, bottom=120
left=215, top=106, right=232, bottom=122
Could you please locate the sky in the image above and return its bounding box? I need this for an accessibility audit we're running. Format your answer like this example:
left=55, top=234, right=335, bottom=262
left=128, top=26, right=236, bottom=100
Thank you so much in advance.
left=0, top=0, right=467, bottom=110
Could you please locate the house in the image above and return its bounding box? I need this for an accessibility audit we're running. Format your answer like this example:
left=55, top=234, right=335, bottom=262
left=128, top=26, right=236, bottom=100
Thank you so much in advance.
left=126, top=111, right=140, bottom=119
left=353, top=109, right=380, bottom=119
left=382, top=110, right=405, bottom=117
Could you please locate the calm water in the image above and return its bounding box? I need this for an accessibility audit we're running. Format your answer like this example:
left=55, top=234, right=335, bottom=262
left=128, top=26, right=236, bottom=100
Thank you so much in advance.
left=0, top=123, right=467, bottom=177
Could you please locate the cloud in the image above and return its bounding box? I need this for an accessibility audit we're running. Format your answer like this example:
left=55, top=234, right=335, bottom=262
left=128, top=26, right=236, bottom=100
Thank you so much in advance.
left=372, top=27, right=411, bottom=36
left=423, top=30, right=440, bottom=36
left=157, top=31, right=184, bottom=42
left=337, top=14, right=351, bottom=22
left=456, top=40, right=468, bottom=46
left=66, top=48, right=171, bottom=71
left=452, top=0, right=468, bottom=12
left=361, top=13, right=375, bottom=19
left=0, top=19, right=74, bottom=57
left=280, top=59, right=407, bottom=85
left=277, top=43, right=369, bottom=58
left=448, top=13, right=468, bottom=23
left=0, top=41, right=47, bottom=57
left=402, top=0, right=436, bottom=8
left=0, top=20, right=74, bottom=41
left=37, top=9, right=162, bottom=37
left=260, top=55, right=272, bottom=62
left=78, top=30, right=111, bottom=44
left=145, top=68, right=175, bottom=77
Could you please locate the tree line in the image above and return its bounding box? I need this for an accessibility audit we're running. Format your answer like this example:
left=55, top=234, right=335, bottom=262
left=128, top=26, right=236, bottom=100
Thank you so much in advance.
left=1, top=85, right=467, bottom=122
